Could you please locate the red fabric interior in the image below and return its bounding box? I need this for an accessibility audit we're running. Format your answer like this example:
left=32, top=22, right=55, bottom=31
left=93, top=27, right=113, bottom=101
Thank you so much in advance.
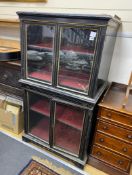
left=56, top=104, right=83, bottom=130
left=35, top=43, right=53, bottom=50
left=29, top=68, right=89, bottom=91
left=30, top=102, right=82, bottom=154
left=31, top=100, right=84, bottom=130
left=59, top=68, right=89, bottom=79
left=29, top=70, right=52, bottom=82
left=58, top=75, right=88, bottom=91
left=30, top=118, right=49, bottom=141
left=55, top=122, right=81, bottom=154
left=31, top=99, right=50, bottom=117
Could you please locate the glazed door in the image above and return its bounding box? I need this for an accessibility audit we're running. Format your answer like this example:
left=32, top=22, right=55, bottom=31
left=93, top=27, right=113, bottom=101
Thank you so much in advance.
left=26, top=23, right=56, bottom=84
left=53, top=100, right=86, bottom=156
left=27, top=91, right=51, bottom=143
left=57, top=25, right=98, bottom=94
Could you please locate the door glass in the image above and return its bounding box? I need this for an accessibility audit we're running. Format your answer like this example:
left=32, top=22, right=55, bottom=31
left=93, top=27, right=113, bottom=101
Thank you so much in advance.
left=28, top=92, right=50, bottom=142
left=26, top=24, right=55, bottom=84
left=58, top=26, right=97, bottom=93
left=54, top=102, right=85, bottom=155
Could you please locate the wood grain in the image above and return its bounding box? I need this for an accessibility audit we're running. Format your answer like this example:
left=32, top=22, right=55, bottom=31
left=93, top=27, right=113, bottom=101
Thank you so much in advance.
left=0, top=38, right=20, bottom=49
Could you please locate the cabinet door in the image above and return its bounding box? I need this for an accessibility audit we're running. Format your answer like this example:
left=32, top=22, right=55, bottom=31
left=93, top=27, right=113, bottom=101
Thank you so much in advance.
left=57, top=26, right=98, bottom=94
left=26, top=23, right=56, bottom=84
left=53, top=101, right=86, bottom=155
left=27, top=92, right=51, bottom=143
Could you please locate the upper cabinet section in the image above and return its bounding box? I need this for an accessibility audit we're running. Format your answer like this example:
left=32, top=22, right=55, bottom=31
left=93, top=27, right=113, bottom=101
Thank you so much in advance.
left=17, top=12, right=121, bottom=98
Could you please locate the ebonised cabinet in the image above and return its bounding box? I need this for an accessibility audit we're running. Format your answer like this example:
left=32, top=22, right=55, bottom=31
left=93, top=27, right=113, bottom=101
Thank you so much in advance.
left=17, top=12, right=120, bottom=167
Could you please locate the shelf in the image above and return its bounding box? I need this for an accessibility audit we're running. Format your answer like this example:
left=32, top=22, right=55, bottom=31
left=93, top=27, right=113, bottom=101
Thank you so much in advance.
left=58, top=75, right=89, bottom=91
left=30, top=99, right=50, bottom=117
left=30, top=117, right=49, bottom=142
left=59, top=68, right=90, bottom=79
left=28, top=43, right=53, bottom=52
left=61, top=46, right=94, bottom=56
left=29, top=70, right=52, bottom=82
left=28, top=43, right=94, bottom=56
left=56, top=105, right=84, bottom=130
left=55, top=122, right=81, bottom=154
left=29, top=70, right=89, bottom=91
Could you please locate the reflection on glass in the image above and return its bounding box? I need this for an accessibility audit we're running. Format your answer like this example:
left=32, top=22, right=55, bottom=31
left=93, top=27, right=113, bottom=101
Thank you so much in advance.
left=58, top=27, right=97, bottom=92
left=28, top=92, right=50, bottom=142
left=54, top=103, right=84, bottom=155
left=26, top=24, right=55, bottom=83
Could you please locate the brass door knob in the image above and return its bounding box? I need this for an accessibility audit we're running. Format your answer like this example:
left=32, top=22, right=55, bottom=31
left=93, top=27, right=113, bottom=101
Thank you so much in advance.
left=118, top=160, right=124, bottom=165
left=127, top=135, right=132, bottom=139
left=103, top=126, right=108, bottom=130
left=106, top=112, right=111, bottom=118
left=122, top=147, right=128, bottom=152
left=99, top=138, right=104, bottom=142
left=96, top=151, right=102, bottom=156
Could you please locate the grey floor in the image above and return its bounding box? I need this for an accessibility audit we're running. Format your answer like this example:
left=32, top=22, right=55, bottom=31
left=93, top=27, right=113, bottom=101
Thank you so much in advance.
left=0, top=131, right=89, bottom=175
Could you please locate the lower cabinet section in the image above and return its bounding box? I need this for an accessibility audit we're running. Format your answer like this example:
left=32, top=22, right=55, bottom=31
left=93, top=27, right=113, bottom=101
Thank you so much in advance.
left=23, top=89, right=93, bottom=167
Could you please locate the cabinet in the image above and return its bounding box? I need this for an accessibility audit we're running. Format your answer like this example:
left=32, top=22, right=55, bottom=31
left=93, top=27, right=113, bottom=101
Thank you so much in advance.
left=0, top=61, right=23, bottom=98
left=89, top=83, right=132, bottom=175
left=17, top=12, right=120, bottom=167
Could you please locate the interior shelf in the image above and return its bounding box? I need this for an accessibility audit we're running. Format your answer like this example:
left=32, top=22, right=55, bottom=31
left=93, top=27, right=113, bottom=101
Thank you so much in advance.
left=58, top=75, right=89, bottom=91
left=55, top=122, right=81, bottom=154
left=30, top=99, right=50, bottom=117
left=28, top=43, right=53, bottom=51
left=28, top=43, right=94, bottom=55
left=60, top=46, right=94, bottom=55
left=30, top=117, right=49, bottom=142
left=29, top=70, right=89, bottom=91
left=56, top=105, right=84, bottom=130
left=29, top=70, right=52, bottom=82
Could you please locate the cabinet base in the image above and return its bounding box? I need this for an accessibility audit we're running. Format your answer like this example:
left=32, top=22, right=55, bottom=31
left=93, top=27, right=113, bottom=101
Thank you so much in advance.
left=22, top=134, right=87, bottom=169
left=87, top=156, right=130, bottom=175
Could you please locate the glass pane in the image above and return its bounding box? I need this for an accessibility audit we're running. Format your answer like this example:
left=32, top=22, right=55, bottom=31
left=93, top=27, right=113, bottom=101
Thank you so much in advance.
left=26, top=24, right=55, bottom=83
left=28, top=92, right=50, bottom=142
left=54, top=103, right=85, bottom=155
left=58, top=27, right=97, bottom=93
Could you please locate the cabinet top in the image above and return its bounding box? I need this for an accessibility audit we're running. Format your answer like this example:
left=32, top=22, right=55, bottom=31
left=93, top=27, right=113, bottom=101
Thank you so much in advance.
left=17, top=11, right=121, bottom=24
left=99, top=82, right=132, bottom=115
